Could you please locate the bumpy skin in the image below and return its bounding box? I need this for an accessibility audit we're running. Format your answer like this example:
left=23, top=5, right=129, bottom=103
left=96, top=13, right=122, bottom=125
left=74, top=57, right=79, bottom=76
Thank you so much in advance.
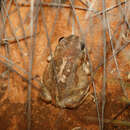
left=53, top=0, right=66, bottom=4
left=42, top=35, right=90, bottom=108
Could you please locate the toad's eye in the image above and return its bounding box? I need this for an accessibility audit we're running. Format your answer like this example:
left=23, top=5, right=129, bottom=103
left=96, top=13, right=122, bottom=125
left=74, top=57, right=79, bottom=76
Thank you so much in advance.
left=58, top=36, right=64, bottom=43
left=80, top=42, right=85, bottom=50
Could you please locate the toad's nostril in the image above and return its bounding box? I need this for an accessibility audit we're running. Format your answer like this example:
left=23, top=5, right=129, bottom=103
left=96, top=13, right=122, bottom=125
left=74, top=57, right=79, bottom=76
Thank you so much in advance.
left=81, top=42, right=85, bottom=50
left=58, top=36, right=64, bottom=43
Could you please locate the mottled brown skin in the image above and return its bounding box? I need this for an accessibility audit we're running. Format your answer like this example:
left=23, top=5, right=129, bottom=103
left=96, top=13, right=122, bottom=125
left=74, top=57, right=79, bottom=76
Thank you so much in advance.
left=42, top=35, right=90, bottom=108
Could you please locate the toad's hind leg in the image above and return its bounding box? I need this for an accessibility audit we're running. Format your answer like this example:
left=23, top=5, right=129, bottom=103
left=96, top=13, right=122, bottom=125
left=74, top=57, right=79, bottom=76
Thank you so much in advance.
left=56, top=86, right=90, bottom=108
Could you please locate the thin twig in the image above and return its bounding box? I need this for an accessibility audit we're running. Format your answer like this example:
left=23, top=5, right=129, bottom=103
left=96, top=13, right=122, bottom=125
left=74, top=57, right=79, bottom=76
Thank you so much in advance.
left=14, top=7, right=40, bottom=40
left=0, top=54, right=27, bottom=74
left=27, top=0, right=35, bottom=129
left=71, top=0, right=75, bottom=34
left=69, top=0, right=83, bottom=36
left=0, top=33, right=39, bottom=46
left=0, top=1, right=11, bottom=92
left=16, top=1, right=96, bottom=12
left=0, top=0, right=13, bottom=39
left=101, top=0, right=107, bottom=129
left=0, top=40, right=129, bottom=98
left=2, top=1, right=26, bottom=67
left=84, top=116, right=130, bottom=126
left=79, top=0, right=89, bottom=8
left=112, top=104, right=130, bottom=120
left=106, top=13, right=128, bottom=97
left=4, top=38, right=11, bottom=93
left=27, top=1, right=40, bottom=130
left=16, top=1, right=129, bottom=18
left=69, top=0, right=101, bottom=129
left=14, top=0, right=29, bottom=50
left=93, top=1, right=129, bottom=17
left=117, top=0, right=130, bottom=29
left=40, top=0, right=62, bottom=100
left=94, top=40, right=130, bottom=75
left=85, top=0, right=96, bottom=19
left=14, top=10, right=31, bottom=34
left=0, top=59, right=40, bottom=92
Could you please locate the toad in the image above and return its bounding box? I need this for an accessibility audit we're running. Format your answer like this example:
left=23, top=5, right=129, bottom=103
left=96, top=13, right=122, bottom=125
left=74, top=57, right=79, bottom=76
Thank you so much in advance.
left=41, top=35, right=90, bottom=108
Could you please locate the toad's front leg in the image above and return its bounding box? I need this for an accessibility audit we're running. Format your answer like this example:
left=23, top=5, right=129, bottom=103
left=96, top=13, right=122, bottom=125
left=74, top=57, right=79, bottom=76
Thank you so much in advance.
left=40, top=84, right=52, bottom=103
